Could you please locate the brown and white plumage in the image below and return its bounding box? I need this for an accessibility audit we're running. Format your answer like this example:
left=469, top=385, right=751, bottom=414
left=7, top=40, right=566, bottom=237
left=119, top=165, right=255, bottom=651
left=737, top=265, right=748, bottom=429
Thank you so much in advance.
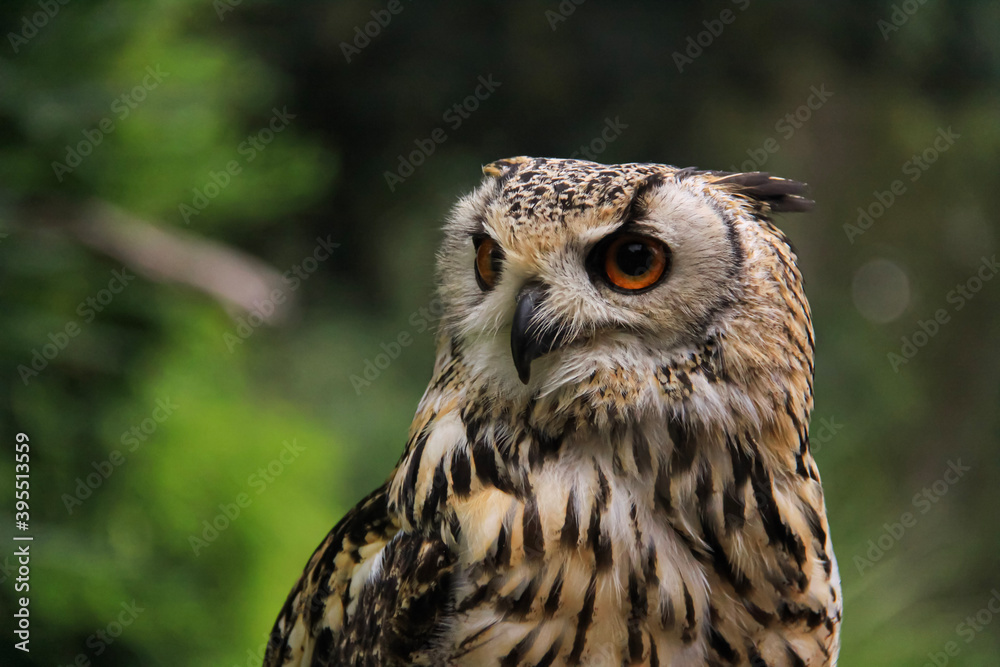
left=264, top=157, right=841, bottom=666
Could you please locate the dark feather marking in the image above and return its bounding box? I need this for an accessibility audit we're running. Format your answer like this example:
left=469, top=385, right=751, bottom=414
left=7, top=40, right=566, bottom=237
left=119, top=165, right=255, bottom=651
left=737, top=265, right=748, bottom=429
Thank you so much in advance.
left=311, top=628, right=333, bottom=666
left=675, top=370, right=694, bottom=393
left=728, top=435, right=753, bottom=489
left=785, top=644, right=808, bottom=667
left=750, top=455, right=807, bottom=567
left=414, top=541, right=448, bottom=584
left=630, top=505, right=645, bottom=562
left=561, top=489, right=580, bottom=548
left=660, top=594, right=676, bottom=630
left=795, top=452, right=810, bottom=479
left=632, top=429, right=651, bottom=472
left=535, top=638, right=563, bottom=667
left=503, top=575, right=542, bottom=620
left=471, top=432, right=514, bottom=494
left=522, top=497, right=545, bottom=561
left=644, top=542, right=660, bottom=587
left=668, top=418, right=697, bottom=472
left=722, top=480, right=746, bottom=533
left=702, top=335, right=729, bottom=382
left=568, top=574, right=597, bottom=664
left=743, top=600, right=775, bottom=627
left=620, top=173, right=665, bottom=225
left=455, top=578, right=494, bottom=613
left=821, top=548, right=832, bottom=576
left=696, top=464, right=714, bottom=509
left=801, top=499, right=828, bottom=546
left=433, top=357, right=458, bottom=390
left=587, top=503, right=612, bottom=572
left=627, top=571, right=648, bottom=662
left=746, top=645, right=770, bottom=667
left=491, top=523, right=511, bottom=570
left=708, top=626, right=739, bottom=663
left=700, top=510, right=752, bottom=597
left=681, top=582, right=697, bottom=643
left=421, top=458, right=448, bottom=525
left=654, top=463, right=673, bottom=514
left=545, top=567, right=564, bottom=616
left=450, top=448, right=472, bottom=497
left=777, top=601, right=826, bottom=629
left=596, top=466, right=611, bottom=512
left=500, top=626, right=540, bottom=667
left=402, top=420, right=432, bottom=525
left=534, top=428, right=563, bottom=464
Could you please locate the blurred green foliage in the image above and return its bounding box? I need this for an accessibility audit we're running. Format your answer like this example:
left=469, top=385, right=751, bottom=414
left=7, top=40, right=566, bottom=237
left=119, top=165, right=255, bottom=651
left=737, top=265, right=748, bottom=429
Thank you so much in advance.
left=1, top=1, right=998, bottom=665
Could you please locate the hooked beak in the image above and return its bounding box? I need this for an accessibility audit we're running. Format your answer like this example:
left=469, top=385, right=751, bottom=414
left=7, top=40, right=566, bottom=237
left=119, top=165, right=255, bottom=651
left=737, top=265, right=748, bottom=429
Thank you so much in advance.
left=510, top=282, right=569, bottom=384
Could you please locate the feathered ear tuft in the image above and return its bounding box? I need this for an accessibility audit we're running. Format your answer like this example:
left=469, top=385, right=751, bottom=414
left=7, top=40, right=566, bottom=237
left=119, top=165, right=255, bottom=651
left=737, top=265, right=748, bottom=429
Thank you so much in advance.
left=702, top=171, right=815, bottom=213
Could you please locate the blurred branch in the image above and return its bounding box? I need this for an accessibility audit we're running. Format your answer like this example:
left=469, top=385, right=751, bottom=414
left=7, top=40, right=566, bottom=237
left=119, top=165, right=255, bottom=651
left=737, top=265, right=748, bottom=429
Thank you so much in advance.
left=19, top=199, right=293, bottom=323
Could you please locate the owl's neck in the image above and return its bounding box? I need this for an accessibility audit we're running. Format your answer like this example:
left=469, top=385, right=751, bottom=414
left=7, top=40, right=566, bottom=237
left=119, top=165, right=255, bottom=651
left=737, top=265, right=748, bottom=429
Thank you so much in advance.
left=386, top=333, right=817, bottom=536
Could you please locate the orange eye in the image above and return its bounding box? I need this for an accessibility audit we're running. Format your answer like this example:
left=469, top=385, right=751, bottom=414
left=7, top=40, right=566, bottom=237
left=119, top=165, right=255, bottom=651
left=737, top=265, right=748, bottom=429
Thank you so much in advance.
left=601, top=233, right=670, bottom=292
left=474, top=237, right=504, bottom=290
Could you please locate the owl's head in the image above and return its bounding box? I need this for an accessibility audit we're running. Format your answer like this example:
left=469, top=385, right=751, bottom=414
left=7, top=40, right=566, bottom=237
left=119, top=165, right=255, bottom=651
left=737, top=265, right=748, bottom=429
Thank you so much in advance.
left=436, top=157, right=814, bottom=431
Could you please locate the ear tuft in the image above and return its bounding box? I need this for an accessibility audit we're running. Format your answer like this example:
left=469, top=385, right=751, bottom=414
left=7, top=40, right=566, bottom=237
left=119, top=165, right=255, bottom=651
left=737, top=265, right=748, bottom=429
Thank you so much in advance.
left=703, top=171, right=815, bottom=213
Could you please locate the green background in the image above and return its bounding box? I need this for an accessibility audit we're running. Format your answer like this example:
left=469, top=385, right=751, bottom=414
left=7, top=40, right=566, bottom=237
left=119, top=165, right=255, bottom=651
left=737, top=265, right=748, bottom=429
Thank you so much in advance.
left=1, top=1, right=998, bottom=665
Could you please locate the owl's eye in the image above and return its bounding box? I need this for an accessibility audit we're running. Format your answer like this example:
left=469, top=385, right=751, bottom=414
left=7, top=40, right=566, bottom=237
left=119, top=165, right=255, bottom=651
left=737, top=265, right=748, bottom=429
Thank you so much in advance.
left=474, top=237, right=504, bottom=291
left=598, top=233, right=670, bottom=292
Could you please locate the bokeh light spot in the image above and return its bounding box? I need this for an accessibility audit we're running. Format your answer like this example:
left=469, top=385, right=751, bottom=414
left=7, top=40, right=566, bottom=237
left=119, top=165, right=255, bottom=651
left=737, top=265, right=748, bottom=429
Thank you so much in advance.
left=852, top=258, right=911, bottom=323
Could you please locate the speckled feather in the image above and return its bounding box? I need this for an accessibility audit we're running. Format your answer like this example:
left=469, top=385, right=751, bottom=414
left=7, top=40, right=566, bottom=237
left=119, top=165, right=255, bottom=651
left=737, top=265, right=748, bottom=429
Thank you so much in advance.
left=264, top=157, right=841, bottom=666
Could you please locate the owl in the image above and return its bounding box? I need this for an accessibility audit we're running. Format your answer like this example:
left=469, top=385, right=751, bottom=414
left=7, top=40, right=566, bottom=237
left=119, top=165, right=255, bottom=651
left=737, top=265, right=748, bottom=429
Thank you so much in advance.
left=263, top=157, right=841, bottom=667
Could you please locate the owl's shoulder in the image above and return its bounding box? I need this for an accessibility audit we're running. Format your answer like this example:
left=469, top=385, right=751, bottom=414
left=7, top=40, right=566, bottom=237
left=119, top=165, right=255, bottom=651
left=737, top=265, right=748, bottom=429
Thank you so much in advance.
left=264, top=484, right=458, bottom=666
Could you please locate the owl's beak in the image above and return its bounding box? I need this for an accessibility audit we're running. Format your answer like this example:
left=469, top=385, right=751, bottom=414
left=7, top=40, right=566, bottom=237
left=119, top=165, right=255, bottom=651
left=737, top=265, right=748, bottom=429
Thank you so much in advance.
left=511, top=282, right=568, bottom=384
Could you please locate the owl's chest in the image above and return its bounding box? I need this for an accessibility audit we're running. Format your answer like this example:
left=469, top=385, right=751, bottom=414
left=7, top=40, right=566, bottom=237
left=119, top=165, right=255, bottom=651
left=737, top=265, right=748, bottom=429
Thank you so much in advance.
left=441, top=450, right=713, bottom=666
